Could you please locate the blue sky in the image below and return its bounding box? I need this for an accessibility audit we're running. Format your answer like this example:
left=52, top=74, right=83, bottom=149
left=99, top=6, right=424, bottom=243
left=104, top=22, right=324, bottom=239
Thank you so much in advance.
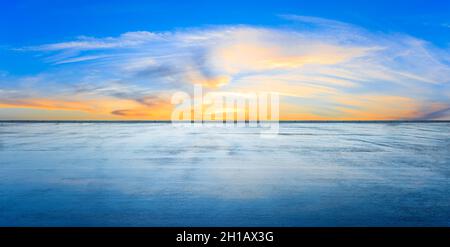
left=1, top=0, right=449, bottom=120
left=2, top=0, right=449, bottom=75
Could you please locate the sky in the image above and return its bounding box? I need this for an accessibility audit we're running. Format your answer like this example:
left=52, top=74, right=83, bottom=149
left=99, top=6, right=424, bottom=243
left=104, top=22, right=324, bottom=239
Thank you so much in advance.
left=1, top=0, right=450, bottom=120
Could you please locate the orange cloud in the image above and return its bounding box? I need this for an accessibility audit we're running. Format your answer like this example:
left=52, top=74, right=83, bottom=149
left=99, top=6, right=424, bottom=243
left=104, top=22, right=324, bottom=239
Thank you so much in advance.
left=187, top=72, right=231, bottom=88
left=210, top=35, right=371, bottom=74
left=0, top=98, right=97, bottom=112
left=0, top=94, right=428, bottom=121
left=333, top=95, right=421, bottom=120
left=0, top=96, right=173, bottom=120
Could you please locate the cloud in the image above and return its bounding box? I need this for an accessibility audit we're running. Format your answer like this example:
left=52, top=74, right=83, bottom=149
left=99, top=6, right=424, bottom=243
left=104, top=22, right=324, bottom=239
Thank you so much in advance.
left=28, top=31, right=163, bottom=51
left=0, top=90, right=173, bottom=120
left=415, top=104, right=450, bottom=120
left=279, top=14, right=357, bottom=30
left=0, top=98, right=96, bottom=112
left=2, top=15, right=450, bottom=120
left=53, top=55, right=111, bottom=65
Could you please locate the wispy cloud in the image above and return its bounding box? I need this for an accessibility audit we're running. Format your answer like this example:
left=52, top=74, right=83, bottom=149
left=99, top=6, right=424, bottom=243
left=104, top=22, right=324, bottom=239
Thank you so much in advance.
left=29, top=31, right=163, bottom=51
left=2, top=15, right=450, bottom=120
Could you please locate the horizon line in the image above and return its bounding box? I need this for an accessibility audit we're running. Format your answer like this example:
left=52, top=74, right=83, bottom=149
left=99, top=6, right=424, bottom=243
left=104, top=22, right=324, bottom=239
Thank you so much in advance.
left=0, top=120, right=449, bottom=123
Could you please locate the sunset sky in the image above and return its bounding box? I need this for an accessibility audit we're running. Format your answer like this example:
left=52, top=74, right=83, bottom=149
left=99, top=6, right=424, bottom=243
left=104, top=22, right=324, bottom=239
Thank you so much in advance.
left=1, top=0, right=450, bottom=120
